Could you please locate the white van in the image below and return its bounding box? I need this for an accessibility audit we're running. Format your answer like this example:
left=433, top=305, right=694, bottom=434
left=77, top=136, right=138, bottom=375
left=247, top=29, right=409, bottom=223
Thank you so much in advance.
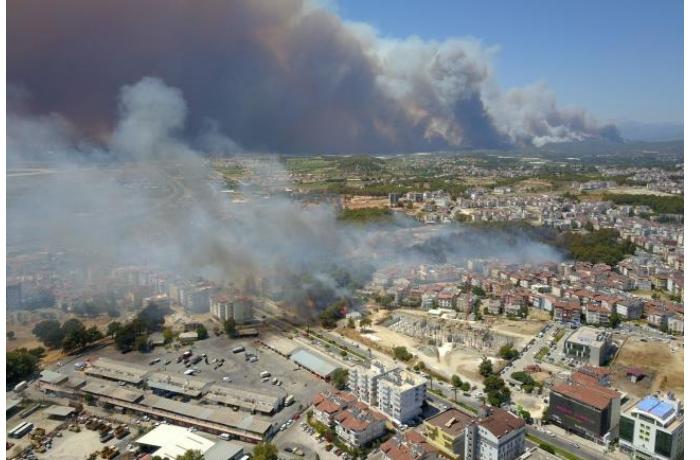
left=218, top=433, right=231, bottom=441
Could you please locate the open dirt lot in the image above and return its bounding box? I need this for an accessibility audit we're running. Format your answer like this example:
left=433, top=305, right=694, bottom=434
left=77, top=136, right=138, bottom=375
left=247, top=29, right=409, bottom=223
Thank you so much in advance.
left=610, top=336, right=684, bottom=400
left=490, top=317, right=548, bottom=341
left=343, top=195, right=388, bottom=209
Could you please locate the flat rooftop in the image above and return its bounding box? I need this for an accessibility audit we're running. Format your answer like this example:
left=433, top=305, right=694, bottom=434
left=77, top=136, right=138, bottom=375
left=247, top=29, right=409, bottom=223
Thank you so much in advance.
left=141, top=394, right=272, bottom=436
left=137, top=424, right=244, bottom=460
left=290, top=348, right=338, bottom=378
left=566, top=326, right=610, bottom=347
left=82, top=380, right=144, bottom=403
left=204, top=384, right=285, bottom=414
left=84, top=357, right=149, bottom=384
left=147, top=372, right=212, bottom=397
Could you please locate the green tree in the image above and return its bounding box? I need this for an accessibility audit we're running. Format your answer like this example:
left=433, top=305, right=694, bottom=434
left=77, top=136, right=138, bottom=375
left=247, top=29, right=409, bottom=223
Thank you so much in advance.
left=6, top=348, right=40, bottom=385
left=359, top=317, right=371, bottom=332
left=252, top=442, right=278, bottom=460
left=114, top=322, right=139, bottom=352
left=451, top=374, right=463, bottom=388
left=609, top=311, right=621, bottom=329
left=176, top=450, right=205, bottom=460
left=196, top=325, right=208, bottom=340
left=331, top=368, right=349, bottom=389
left=479, top=358, right=493, bottom=377
left=135, top=335, right=150, bottom=353
left=393, top=346, right=413, bottom=362
left=32, top=319, right=64, bottom=348
left=106, top=321, right=122, bottom=338
left=498, top=344, right=519, bottom=361
left=347, top=318, right=355, bottom=329
left=472, top=286, right=486, bottom=297
left=223, top=317, right=237, bottom=337
left=163, top=327, right=175, bottom=343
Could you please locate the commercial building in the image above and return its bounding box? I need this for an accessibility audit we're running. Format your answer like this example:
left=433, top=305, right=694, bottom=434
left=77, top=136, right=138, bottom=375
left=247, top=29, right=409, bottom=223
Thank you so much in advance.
left=290, top=349, right=339, bottom=380
left=548, top=382, right=621, bottom=443
left=563, top=327, right=614, bottom=366
left=146, top=372, right=212, bottom=398
left=464, top=407, right=526, bottom=460
left=135, top=424, right=245, bottom=460
left=619, top=395, right=684, bottom=460
left=350, top=361, right=427, bottom=424
left=84, top=358, right=149, bottom=385
left=204, top=384, right=286, bottom=415
left=423, top=407, right=475, bottom=459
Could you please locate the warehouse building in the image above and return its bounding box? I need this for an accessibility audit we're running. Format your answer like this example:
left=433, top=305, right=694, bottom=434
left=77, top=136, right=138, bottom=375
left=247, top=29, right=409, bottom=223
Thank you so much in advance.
left=619, top=394, right=684, bottom=460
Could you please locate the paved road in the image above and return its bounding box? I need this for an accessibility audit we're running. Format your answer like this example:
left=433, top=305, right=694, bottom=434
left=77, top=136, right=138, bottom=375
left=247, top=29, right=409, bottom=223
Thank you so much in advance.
left=526, top=427, right=607, bottom=460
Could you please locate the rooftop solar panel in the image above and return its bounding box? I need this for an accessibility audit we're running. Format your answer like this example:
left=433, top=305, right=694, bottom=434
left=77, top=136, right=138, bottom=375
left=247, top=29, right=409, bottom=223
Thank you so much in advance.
left=637, top=397, right=658, bottom=412
left=650, top=402, right=674, bottom=420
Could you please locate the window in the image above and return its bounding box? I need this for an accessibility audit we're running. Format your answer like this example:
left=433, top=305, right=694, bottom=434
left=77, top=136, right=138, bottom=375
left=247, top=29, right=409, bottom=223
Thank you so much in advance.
left=620, top=416, right=635, bottom=442
left=655, top=430, right=673, bottom=458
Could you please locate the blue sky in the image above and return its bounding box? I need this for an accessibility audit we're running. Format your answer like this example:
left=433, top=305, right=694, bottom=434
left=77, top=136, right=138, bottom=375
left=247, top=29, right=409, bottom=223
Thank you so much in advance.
left=337, top=0, right=683, bottom=124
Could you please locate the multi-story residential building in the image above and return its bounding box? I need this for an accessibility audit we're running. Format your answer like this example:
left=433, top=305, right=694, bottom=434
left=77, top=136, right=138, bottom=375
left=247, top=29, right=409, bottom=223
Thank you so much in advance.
left=619, top=395, right=683, bottom=460
left=335, top=404, right=387, bottom=448
left=667, top=315, right=684, bottom=335
left=563, top=327, right=614, bottom=366
left=548, top=382, right=621, bottom=444
left=376, top=430, right=440, bottom=460
left=312, top=390, right=387, bottom=448
left=464, top=407, right=526, bottom=460
left=377, top=369, right=426, bottom=424
left=584, top=304, right=611, bottom=327
left=554, top=302, right=582, bottom=326
left=350, top=362, right=426, bottom=424
left=209, top=293, right=252, bottom=323
left=615, top=299, right=644, bottom=320
left=423, top=408, right=474, bottom=459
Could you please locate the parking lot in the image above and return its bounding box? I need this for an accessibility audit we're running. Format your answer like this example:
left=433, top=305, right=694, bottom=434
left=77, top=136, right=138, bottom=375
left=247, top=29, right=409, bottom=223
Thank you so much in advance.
left=49, top=333, right=332, bottom=432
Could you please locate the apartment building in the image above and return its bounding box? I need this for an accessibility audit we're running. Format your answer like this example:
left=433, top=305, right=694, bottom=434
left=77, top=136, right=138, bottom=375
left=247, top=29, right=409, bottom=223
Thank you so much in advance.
left=464, top=407, right=526, bottom=460
left=349, top=361, right=427, bottom=424
left=311, top=390, right=387, bottom=448
left=619, top=394, right=683, bottom=460
left=423, top=408, right=474, bottom=459
left=377, top=369, right=427, bottom=424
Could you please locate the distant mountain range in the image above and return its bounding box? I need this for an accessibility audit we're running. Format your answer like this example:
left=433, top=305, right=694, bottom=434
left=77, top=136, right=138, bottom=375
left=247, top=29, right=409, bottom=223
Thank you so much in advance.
left=615, top=121, right=684, bottom=142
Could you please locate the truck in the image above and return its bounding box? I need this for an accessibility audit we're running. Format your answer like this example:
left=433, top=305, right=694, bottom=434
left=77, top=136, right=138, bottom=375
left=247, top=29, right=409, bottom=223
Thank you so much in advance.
left=284, top=395, right=295, bottom=406
left=260, top=371, right=271, bottom=378
left=13, top=381, right=28, bottom=392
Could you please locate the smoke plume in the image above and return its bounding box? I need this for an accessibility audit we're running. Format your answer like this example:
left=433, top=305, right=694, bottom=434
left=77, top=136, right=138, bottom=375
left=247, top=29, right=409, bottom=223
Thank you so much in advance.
left=7, top=77, right=564, bottom=316
left=7, top=0, right=619, bottom=154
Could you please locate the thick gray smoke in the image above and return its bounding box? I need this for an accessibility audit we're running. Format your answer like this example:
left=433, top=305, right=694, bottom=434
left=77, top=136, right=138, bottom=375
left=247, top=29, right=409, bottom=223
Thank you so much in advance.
left=7, top=0, right=619, bottom=154
left=7, top=77, right=563, bottom=316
